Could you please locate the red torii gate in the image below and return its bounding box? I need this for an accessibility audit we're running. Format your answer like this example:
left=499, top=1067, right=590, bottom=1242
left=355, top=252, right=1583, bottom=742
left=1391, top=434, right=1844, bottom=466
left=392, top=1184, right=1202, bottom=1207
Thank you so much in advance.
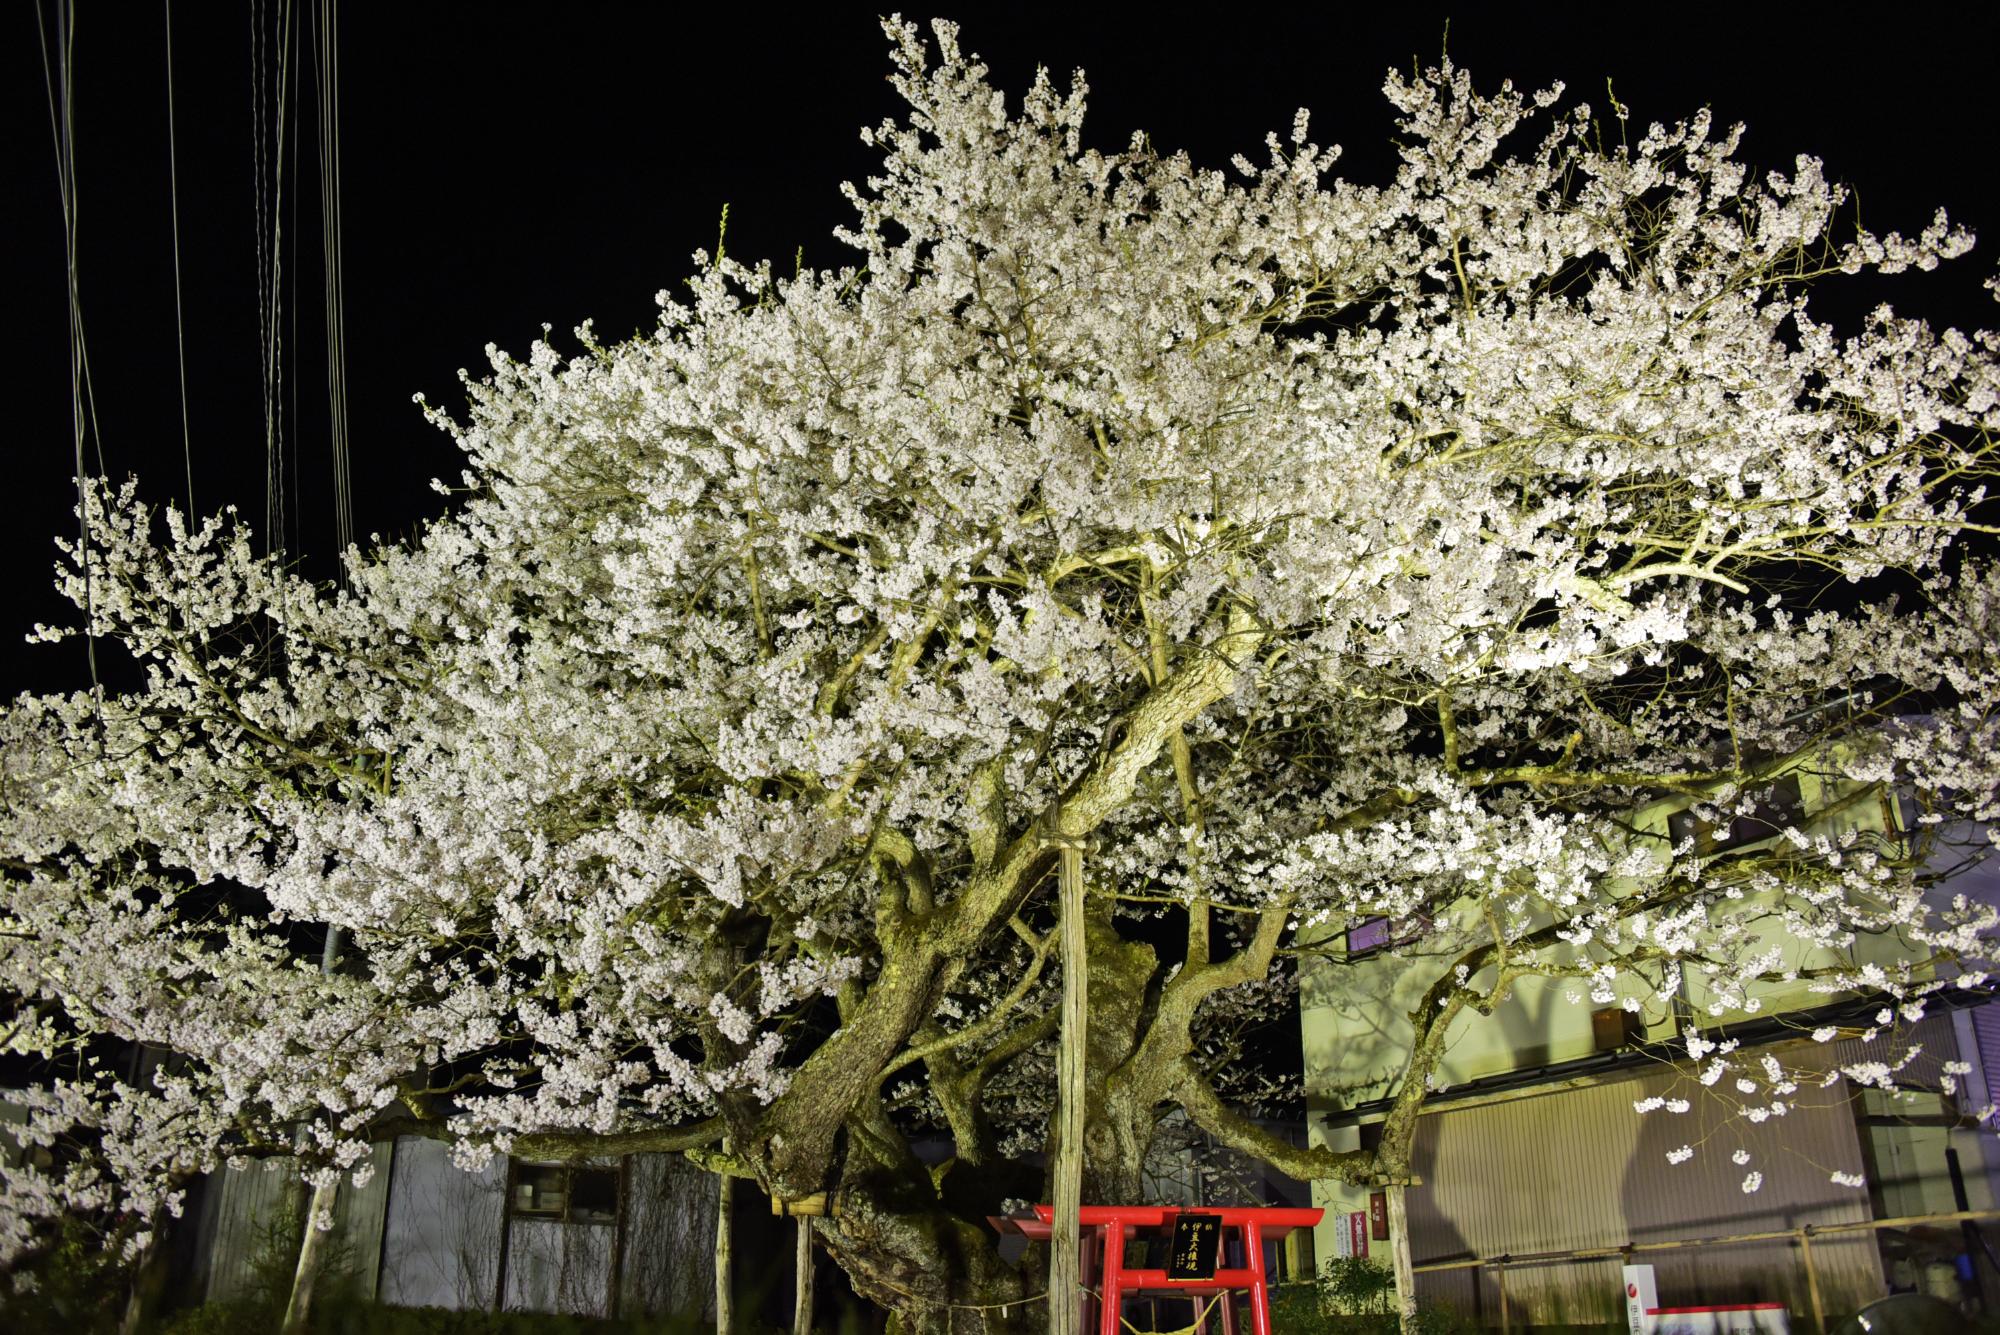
left=1003, top=1204, right=1323, bottom=1335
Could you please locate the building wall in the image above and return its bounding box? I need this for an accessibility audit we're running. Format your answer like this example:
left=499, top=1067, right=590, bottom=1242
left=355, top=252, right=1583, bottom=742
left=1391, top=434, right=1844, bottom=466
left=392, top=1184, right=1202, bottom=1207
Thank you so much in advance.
left=1954, top=1007, right=2000, bottom=1210
left=1677, top=773, right=1916, bottom=1026
left=375, top=1136, right=506, bottom=1309
left=199, top=1144, right=393, bottom=1305
left=501, top=1213, right=615, bottom=1316
left=1394, top=1058, right=1883, bottom=1324
left=0, top=1094, right=27, bottom=1168
left=1838, top=1013, right=2000, bottom=1226
left=370, top=1136, right=719, bottom=1319
left=1299, top=766, right=1940, bottom=1114
left=619, top=1151, right=719, bottom=1322
left=339, top=1142, right=395, bottom=1299
left=1297, top=769, right=2000, bottom=1321
left=1306, top=1002, right=2000, bottom=1322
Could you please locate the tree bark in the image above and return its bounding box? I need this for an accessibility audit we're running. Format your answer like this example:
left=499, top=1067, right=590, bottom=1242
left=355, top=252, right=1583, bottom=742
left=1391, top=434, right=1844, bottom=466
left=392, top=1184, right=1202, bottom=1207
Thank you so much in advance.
left=280, top=1178, right=340, bottom=1335
left=814, top=1175, right=1036, bottom=1334
left=417, top=612, right=1272, bottom=1334
left=757, top=607, right=1263, bottom=1200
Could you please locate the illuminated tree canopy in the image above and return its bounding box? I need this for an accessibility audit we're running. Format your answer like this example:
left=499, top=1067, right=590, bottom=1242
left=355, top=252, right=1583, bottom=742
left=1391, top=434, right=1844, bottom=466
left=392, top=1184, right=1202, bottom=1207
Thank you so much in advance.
left=5, top=18, right=1999, bottom=1328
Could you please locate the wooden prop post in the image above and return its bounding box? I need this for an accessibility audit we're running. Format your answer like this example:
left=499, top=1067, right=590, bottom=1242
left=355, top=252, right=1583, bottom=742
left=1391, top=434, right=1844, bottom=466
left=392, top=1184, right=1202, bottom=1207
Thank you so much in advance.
left=1800, top=1227, right=1826, bottom=1335
left=1386, top=1183, right=1417, bottom=1332
left=282, top=925, right=347, bottom=1335
left=280, top=1182, right=339, bottom=1335
left=716, top=1140, right=734, bottom=1335
left=1051, top=835, right=1089, bottom=1335
left=793, top=1215, right=814, bottom=1335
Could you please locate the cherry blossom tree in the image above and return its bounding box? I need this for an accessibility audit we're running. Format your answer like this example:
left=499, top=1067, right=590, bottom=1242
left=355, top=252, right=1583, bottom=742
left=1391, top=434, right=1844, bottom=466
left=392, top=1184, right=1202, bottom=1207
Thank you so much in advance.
left=5, top=17, right=1999, bottom=1331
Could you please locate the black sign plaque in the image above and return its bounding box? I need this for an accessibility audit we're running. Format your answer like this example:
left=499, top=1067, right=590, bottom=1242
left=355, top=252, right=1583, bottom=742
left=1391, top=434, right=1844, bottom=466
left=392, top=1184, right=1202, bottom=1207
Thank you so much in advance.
left=1167, top=1212, right=1222, bottom=1280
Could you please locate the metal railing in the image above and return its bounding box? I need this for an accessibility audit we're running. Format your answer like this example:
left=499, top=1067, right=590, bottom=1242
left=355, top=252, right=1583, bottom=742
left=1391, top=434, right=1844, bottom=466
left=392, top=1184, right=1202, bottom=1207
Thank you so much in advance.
left=1412, top=1207, right=2000, bottom=1335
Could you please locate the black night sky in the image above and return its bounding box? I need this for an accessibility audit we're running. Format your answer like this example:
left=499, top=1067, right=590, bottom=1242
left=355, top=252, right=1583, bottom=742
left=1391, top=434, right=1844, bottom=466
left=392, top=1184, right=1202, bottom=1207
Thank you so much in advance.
left=8, top=3, right=1999, bottom=699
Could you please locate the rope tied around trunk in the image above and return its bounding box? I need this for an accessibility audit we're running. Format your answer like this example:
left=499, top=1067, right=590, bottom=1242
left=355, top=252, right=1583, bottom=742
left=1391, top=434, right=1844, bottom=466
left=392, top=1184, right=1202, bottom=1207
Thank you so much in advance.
left=862, top=1269, right=1050, bottom=1315
left=1084, top=1285, right=1229, bottom=1335
left=861, top=1274, right=1229, bottom=1334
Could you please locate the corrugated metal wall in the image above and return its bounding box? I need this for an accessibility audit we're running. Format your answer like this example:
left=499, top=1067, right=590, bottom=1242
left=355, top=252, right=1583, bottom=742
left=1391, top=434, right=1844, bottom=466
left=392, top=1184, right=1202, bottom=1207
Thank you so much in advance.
left=1817, top=1012, right=1956, bottom=1091
left=340, top=1142, right=395, bottom=1298
left=202, top=1160, right=297, bottom=1302
left=1406, top=1054, right=1883, bottom=1324
left=201, top=1146, right=395, bottom=1304
left=1971, top=1005, right=2000, bottom=1112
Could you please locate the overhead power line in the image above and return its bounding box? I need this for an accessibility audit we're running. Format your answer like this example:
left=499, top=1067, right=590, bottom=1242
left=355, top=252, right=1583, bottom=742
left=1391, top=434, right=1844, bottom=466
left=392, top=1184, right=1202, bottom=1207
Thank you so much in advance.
left=252, top=0, right=296, bottom=564
left=313, top=0, right=353, bottom=579
left=166, top=0, right=194, bottom=518
left=36, top=0, right=101, bottom=715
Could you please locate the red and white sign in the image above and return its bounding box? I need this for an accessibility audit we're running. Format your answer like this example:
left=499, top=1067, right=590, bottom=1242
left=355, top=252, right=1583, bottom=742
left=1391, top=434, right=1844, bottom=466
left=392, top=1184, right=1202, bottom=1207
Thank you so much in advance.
left=1623, top=1265, right=1658, bottom=1335
left=1347, top=1210, right=1370, bottom=1257
left=1650, top=1306, right=1790, bottom=1335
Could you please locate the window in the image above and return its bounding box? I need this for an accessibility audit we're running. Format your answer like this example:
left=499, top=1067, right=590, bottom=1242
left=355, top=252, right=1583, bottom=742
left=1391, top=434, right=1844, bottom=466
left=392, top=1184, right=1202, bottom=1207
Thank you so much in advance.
left=1345, top=914, right=1430, bottom=957
left=1346, top=917, right=1392, bottom=955
left=569, top=1166, right=619, bottom=1224
left=508, top=1160, right=621, bottom=1226
left=1592, top=1007, right=1645, bottom=1051
left=1666, top=775, right=1804, bottom=857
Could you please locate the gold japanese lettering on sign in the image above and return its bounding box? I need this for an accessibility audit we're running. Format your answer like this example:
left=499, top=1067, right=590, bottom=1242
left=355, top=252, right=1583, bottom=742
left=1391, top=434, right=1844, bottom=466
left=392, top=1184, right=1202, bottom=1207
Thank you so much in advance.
left=1167, top=1213, right=1222, bottom=1281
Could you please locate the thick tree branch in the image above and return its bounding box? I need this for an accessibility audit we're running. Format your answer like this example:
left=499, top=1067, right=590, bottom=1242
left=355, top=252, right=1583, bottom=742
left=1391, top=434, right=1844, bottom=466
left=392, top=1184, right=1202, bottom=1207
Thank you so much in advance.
left=355, top=1113, right=727, bottom=1163
left=755, top=604, right=1264, bottom=1195
left=1176, top=1062, right=1375, bottom=1186
left=513, top=1119, right=727, bottom=1161
left=880, top=919, right=1054, bottom=1080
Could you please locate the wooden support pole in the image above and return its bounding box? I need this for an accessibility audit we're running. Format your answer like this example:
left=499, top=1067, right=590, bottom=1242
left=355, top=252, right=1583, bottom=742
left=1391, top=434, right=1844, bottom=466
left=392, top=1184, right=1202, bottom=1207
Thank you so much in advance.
left=1800, top=1227, right=1826, bottom=1335
left=793, top=1215, right=814, bottom=1335
left=1051, top=839, right=1088, bottom=1335
left=717, top=1143, right=734, bottom=1335
left=1386, top=1184, right=1417, bottom=1334
left=117, top=1237, right=158, bottom=1335
left=1496, top=1258, right=1509, bottom=1335
left=280, top=1179, right=340, bottom=1335
left=1948, top=1148, right=1986, bottom=1313
left=282, top=925, right=346, bottom=1335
